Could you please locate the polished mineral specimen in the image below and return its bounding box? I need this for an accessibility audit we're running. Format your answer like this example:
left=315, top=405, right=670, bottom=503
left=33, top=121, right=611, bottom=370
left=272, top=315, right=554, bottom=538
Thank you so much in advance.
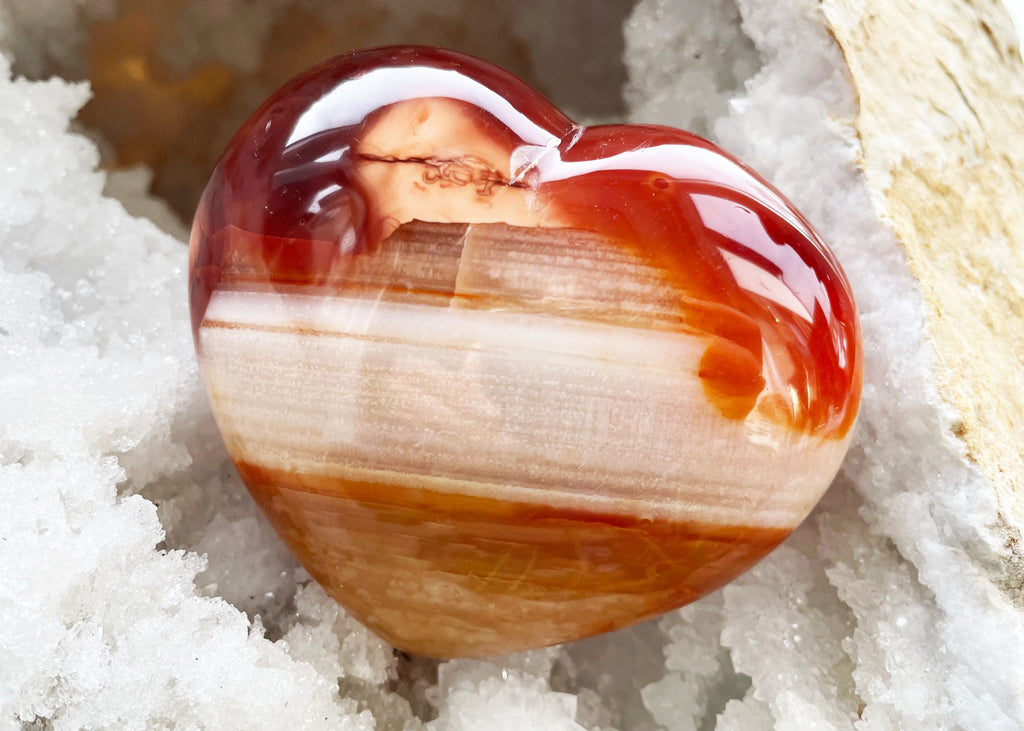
left=189, top=46, right=862, bottom=658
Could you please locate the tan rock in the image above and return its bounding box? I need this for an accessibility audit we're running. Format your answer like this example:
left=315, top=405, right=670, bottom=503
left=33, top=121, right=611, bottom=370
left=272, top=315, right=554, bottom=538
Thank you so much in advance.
left=823, top=0, right=1024, bottom=597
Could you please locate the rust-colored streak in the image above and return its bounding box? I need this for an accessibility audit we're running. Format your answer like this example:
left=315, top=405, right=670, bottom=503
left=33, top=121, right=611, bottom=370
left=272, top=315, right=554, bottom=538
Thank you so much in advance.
left=238, top=461, right=789, bottom=658
left=699, top=337, right=766, bottom=420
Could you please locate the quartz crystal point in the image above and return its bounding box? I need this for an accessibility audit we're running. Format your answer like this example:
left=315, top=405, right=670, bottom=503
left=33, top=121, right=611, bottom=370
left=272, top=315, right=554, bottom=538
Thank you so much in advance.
left=189, top=46, right=863, bottom=658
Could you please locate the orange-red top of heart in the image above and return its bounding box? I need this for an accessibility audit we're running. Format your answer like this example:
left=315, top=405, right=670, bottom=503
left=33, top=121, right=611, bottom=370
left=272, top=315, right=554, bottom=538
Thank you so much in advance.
left=190, top=45, right=861, bottom=440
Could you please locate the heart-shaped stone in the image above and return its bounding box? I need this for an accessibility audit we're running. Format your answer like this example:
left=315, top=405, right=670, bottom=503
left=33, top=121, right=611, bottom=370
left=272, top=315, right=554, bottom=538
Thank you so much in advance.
left=190, top=46, right=862, bottom=658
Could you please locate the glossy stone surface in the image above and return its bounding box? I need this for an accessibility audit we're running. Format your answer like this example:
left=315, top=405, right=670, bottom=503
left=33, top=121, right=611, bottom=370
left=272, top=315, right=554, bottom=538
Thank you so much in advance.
left=189, top=46, right=862, bottom=658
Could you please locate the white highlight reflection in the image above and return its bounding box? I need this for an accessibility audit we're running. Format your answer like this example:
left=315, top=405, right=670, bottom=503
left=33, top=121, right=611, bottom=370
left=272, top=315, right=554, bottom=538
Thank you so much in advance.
left=287, top=67, right=559, bottom=149
left=691, top=193, right=823, bottom=323
left=720, top=250, right=812, bottom=322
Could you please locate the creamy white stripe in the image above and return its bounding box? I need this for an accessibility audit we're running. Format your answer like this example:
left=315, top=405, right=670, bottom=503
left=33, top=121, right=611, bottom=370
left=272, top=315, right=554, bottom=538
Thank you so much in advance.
left=201, top=291, right=848, bottom=528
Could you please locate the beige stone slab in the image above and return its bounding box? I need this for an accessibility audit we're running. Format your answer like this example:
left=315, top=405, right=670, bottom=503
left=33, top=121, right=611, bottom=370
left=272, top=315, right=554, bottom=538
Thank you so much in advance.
left=822, top=0, right=1024, bottom=594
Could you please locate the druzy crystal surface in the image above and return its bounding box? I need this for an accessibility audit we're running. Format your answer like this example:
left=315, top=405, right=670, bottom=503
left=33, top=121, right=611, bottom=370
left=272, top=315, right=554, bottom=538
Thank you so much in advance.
left=189, top=46, right=862, bottom=658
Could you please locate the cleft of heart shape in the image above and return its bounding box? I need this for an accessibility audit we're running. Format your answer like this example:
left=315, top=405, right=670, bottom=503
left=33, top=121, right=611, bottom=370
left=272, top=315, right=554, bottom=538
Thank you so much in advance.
left=189, top=46, right=862, bottom=658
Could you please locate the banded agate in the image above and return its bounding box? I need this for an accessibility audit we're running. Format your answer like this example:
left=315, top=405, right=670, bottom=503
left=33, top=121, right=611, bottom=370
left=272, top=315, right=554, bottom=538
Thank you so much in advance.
left=189, top=46, right=862, bottom=658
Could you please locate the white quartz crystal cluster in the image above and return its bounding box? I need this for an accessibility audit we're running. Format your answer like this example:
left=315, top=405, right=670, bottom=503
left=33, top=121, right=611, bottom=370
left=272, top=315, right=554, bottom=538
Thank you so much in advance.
left=2, top=0, right=1022, bottom=729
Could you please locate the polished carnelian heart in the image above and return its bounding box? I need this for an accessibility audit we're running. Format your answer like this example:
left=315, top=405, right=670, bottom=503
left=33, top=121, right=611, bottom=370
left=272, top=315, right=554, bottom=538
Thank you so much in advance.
left=189, top=46, right=862, bottom=658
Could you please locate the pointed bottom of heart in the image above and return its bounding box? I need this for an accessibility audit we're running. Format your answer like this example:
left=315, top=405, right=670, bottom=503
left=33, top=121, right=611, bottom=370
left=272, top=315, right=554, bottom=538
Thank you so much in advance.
left=239, top=463, right=789, bottom=658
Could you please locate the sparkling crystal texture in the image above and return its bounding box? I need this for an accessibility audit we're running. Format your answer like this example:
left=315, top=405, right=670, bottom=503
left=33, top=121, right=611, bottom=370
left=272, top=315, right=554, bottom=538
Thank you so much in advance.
left=189, top=46, right=862, bottom=658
